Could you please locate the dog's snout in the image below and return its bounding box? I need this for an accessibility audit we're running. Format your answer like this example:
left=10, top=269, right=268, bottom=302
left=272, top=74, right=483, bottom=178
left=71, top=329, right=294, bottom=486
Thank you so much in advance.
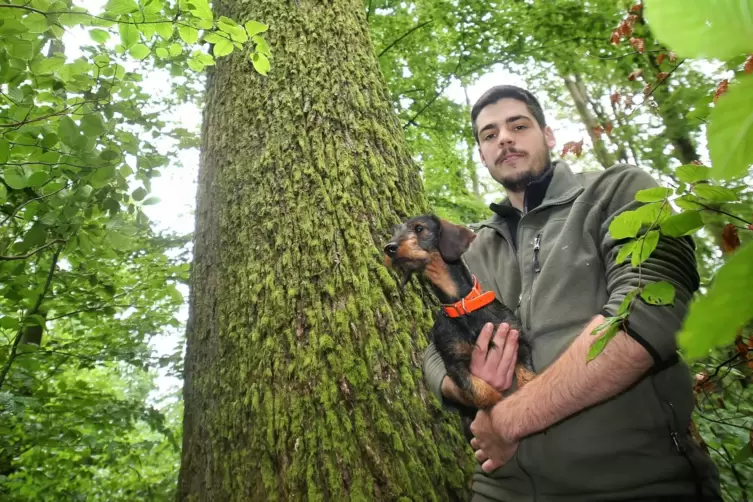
left=384, top=242, right=398, bottom=257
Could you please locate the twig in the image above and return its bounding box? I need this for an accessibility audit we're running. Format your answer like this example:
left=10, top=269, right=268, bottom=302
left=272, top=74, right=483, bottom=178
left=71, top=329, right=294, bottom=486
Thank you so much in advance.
left=378, top=20, right=434, bottom=58
left=0, top=243, right=62, bottom=390
left=0, top=239, right=65, bottom=261
left=0, top=184, right=68, bottom=227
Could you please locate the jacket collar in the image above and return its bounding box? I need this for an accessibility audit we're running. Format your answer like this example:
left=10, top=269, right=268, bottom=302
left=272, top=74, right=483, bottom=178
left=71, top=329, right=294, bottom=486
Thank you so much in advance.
left=487, top=160, right=583, bottom=220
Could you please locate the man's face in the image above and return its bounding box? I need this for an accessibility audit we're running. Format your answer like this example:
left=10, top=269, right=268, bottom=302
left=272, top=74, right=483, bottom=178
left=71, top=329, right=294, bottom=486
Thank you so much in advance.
left=475, top=98, right=556, bottom=193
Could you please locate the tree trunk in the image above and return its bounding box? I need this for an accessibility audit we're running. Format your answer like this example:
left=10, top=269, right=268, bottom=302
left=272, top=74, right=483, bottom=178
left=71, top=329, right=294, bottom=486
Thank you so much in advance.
left=177, top=0, right=474, bottom=500
left=563, top=74, right=615, bottom=169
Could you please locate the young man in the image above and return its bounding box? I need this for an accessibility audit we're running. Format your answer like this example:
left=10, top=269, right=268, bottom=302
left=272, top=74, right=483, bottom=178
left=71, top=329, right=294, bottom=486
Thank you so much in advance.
left=422, top=85, right=722, bottom=501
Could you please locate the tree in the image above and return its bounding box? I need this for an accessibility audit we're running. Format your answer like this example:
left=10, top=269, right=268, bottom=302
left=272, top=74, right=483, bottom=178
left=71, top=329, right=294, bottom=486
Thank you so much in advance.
left=177, top=0, right=473, bottom=500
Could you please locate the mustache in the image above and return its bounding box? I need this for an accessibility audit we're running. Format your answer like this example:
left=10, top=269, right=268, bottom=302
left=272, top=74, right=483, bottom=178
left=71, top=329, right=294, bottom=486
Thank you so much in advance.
left=495, top=148, right=526, bottom=165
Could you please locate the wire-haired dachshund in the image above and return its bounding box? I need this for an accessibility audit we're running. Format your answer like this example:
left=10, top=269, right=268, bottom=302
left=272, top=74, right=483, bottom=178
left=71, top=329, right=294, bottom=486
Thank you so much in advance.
left=383, top=215, right=536, bottom=422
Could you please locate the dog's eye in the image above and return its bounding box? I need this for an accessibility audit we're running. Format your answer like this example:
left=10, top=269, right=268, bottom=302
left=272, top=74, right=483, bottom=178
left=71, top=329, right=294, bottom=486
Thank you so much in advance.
left=415, top=225, right=424, bottom=233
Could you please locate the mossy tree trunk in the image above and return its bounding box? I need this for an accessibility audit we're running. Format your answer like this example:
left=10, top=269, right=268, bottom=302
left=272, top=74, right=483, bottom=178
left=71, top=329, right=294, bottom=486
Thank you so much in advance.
left=177, top=0, right=474, bottom=500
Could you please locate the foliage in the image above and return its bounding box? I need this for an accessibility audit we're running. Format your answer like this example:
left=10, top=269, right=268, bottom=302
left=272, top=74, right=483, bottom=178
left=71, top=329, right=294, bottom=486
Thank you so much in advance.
left=595, top=0, right=753, bottom=362
left=0, top=0, right=268, bottom=498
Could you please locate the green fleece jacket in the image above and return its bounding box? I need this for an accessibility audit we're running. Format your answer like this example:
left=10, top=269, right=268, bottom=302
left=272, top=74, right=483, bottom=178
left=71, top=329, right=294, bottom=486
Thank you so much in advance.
left=423, top=161, right=721, bottom=502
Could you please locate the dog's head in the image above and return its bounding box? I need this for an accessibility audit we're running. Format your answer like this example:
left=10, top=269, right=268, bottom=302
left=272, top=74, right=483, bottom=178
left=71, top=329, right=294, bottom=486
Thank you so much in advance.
left=382, top=215, right=476, bottom=289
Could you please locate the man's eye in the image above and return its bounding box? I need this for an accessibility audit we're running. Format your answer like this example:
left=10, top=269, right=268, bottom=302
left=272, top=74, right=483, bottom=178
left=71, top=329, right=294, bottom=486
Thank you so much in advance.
left=514, top=125, right=527, bottom=131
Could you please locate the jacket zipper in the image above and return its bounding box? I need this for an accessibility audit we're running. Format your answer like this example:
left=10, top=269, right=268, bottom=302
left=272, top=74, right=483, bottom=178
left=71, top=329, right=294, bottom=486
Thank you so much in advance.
left=525, top=233, right=542, bottom=330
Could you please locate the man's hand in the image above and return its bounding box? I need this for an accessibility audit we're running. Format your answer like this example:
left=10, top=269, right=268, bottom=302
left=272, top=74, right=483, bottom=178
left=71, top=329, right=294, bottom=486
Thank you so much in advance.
left=471, top=322, right=519, bottom=393
left=470, top=409, right=519, bottom=473
left=440, top=322, right=520, bottom=406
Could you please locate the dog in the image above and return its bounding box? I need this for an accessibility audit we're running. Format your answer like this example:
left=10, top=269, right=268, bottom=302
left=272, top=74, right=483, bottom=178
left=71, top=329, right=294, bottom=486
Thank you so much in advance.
left=383, top=215, right=536, bottom=437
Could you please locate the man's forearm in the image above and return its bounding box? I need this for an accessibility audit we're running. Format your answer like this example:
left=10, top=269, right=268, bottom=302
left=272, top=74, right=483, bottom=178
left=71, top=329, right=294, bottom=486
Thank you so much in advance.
left=493, top=315, right=654, bottom=442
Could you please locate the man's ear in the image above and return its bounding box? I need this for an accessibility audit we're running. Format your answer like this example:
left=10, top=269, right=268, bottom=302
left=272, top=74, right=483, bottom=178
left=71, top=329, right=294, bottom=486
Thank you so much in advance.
left=544, top=126, right=556, bottom=149
left=437, top=218, right=477, bottom=262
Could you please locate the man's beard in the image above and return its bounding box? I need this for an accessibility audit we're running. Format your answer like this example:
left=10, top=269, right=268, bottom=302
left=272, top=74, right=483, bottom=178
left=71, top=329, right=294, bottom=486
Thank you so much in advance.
left=495, top=142, right=552, bottom=192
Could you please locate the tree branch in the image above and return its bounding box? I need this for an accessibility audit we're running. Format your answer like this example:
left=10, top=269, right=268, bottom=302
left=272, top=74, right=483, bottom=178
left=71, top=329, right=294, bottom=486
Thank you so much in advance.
left=0, top=239, right=66, bottom=261
left=378, top=20, right=433, bottom=58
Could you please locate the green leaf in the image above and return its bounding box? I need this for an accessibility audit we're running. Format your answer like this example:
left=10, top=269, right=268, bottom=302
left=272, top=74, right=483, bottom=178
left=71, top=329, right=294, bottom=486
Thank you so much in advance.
left=90, top=165, right=116, bottom=188
left=676, top=164, right=711, bottom=184
left=213, top=39, right=233, bottom=57
left=8, top=40, right=33, bottom=60
left=678, top=241, right=753, bottom=359
left=635, top=187, right=672, bottom=203
left=251, top=52, right=270, bottom=76
left=81, top=113, right=106, bottom=136
left=142, top=196, right=160, bottom=205
left=252, top=35, right=271, bottom=57
left=0, top=139, right=8, bottom=163
left=155, top=22, right=173, bottom=39
left=644, top=0, right=753, bottom=61
left=203, top=32, right=226, bottom=44
left=105, top=0, right=139, bottom=15
left=615, top=240, right=635, bottom=265
left=27, top=170, right=50, bottom=187
left=129, top=44, right=151, bottom=60
left=22, top=12, right=48, bottom=33
left=57, top=116, right=80, bottom=149
left=169, top=43, right=182, bottom=56
left=0, top=317, right=19, bottom=329
left=692, top=184, right=739, bottom=203
left=609, top=211, right=641, bottom=239
left=132, top=187, right=147, bottom=201
left=89, top=28, right=110, bottom=44
left=178, top=26, right=199, bottom=44
left=245, top=20, right=268, bottom=36
left=631, top=230, right=660, bottom=267
left=119, top=22, right=140, bottom=49
left=0, top=184, right=6, bottom=203
left=100, top=149, right=120, bottom=162
left=3, top=166, right=27, bottom=190
left=588, top=321, right=620, bottom=361
left=674, top=194, right=704, bottom=211
left=618, top=289, right=640, bottom=316
left=156, top=47, right=169, bottom=59
left=641, top=281, right=675, bottom=306
left=660, top=211, right=704, bottom=237
left=707, top=75, right=753, bottom=181
left=35, top=55, right=65, bottom=74
left=733, top=443, right=753, bottom=464
left=109, top=230, right=129, bottom=250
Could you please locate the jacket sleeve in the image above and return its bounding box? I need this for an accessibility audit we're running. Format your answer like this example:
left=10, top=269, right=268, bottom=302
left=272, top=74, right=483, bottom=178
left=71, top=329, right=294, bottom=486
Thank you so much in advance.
left=599, top=165, right=700, bottom=369
left=422, top=341, right=459, bottom=410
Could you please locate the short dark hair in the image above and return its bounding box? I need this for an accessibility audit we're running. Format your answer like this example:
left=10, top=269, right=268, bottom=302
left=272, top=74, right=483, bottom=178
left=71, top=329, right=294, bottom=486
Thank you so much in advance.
left=470, top=85, right=547, bottom=143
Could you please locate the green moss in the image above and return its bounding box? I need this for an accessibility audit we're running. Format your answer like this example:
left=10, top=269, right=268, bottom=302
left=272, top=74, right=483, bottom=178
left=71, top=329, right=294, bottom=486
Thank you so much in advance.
left=178, top=0, right=474, bottom=498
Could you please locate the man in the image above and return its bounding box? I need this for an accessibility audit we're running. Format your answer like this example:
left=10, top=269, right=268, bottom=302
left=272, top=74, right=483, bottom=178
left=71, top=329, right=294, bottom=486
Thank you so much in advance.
left=422, top=85, right=722, bottom=501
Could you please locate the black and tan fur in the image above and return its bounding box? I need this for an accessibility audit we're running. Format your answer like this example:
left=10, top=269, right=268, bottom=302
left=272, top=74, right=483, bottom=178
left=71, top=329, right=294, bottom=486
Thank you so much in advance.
left=383, top=215, right=535, bottom=432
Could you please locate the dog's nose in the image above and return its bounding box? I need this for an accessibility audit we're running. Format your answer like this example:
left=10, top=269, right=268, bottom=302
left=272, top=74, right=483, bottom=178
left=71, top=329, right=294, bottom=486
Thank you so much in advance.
left=384, top=243, right=398, bottom=257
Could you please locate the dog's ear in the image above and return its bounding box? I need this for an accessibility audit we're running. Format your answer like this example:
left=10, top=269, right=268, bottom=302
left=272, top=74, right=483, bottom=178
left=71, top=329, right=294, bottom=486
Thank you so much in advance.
left=437, top=218, right=476, bottom=262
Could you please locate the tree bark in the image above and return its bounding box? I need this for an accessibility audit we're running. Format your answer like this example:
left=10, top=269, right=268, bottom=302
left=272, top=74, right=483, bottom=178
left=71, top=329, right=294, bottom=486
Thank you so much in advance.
left=177, top=0, right=473, bottom=500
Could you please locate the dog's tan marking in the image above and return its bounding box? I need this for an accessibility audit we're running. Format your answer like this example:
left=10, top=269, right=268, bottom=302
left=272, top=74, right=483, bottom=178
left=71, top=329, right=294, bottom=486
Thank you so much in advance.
left=470, top=375, right=502, bottom=409
left=515, top=365, right=536, bottom=387
left=395, top=235, right=431, bottom=262
left=424, top=251, right=459, bottom=298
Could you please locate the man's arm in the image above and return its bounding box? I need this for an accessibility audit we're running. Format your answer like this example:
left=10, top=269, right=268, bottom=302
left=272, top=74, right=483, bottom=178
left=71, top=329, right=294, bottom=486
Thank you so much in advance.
left=490, top=314, right=653, bottom=442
